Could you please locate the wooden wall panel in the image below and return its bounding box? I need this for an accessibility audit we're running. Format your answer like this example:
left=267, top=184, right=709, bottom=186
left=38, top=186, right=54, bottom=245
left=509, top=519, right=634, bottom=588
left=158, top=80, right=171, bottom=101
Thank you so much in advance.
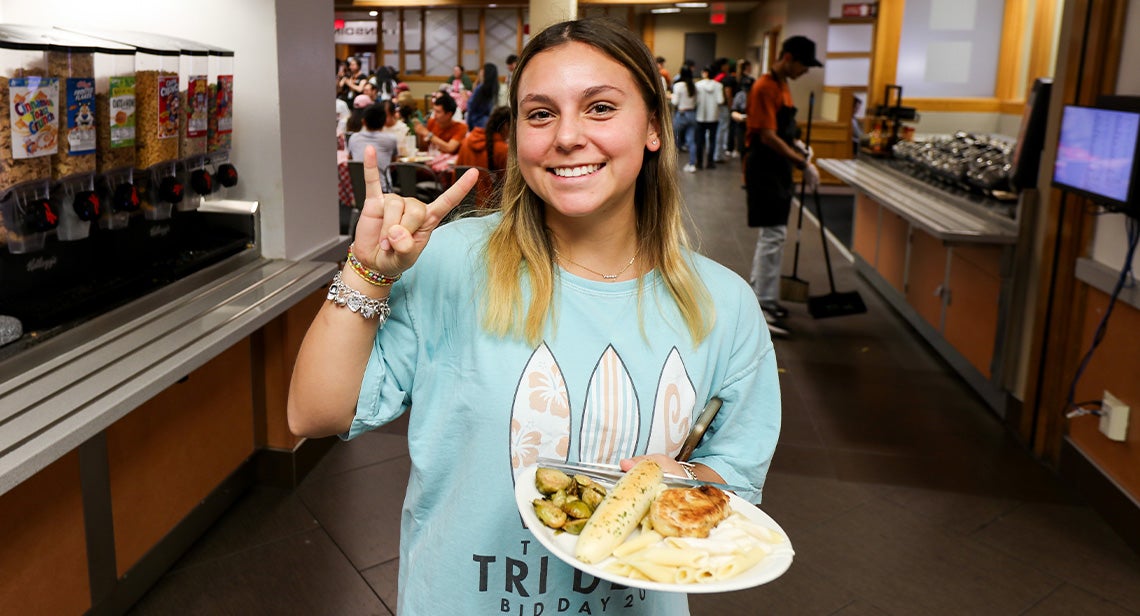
left=1067, top=289, right=1140, bottom=501
left=0, top=452, right=90, bottom=615
left=877, top=208, right=910, bottom=293
left=852, top=193, right=879, bottom=265
left=944, top=248, right=1003, bottom=378
left=107, top=340, right=254, bottom=575
left=905, top=229, right=947, bottom=331
left=260, top=287, right=327, bottom=450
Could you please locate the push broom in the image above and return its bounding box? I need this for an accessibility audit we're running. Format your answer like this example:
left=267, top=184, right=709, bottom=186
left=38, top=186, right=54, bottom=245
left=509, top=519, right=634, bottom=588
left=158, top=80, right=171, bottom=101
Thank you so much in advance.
left=807, top=184, right=867, bottom=319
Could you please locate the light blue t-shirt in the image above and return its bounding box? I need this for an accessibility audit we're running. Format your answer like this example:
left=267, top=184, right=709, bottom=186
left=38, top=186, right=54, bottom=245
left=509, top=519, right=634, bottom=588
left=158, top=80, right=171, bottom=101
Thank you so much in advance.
left=349, top=213, right=781, bottom=616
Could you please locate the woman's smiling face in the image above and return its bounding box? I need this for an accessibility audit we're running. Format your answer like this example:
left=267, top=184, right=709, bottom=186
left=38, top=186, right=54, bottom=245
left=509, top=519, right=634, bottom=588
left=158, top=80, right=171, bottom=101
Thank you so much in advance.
left=514, top=41, right=660, bottom=222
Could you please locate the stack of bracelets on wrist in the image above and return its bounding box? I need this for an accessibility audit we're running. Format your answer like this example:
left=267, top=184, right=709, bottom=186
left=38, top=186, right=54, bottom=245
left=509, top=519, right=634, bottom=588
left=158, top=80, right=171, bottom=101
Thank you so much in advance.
left=325, top=245, right=401, bottom=323
left=347, top=244, right=402, bottom=286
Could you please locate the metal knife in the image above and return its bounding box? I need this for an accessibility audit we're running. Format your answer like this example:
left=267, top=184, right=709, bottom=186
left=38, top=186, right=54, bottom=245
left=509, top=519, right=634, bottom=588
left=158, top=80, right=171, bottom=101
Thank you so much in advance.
left=534, top=457, right=749, bottom=493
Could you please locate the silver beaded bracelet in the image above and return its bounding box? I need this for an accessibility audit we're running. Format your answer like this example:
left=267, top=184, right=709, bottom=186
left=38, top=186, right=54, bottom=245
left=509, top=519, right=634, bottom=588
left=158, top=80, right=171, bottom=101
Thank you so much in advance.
left=327, top=271, right=391, bottom=324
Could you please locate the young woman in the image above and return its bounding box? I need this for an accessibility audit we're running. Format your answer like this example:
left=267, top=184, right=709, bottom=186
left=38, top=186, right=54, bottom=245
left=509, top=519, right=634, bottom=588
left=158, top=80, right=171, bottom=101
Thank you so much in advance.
left=289, top=17, right=780, bottom=616
left=464, top=62, right=500, bottom=129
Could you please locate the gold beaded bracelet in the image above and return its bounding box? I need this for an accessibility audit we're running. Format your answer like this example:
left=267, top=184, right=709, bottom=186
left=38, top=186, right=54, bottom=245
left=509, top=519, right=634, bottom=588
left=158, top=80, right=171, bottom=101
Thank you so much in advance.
left=347, top=244, right=402, bottom=287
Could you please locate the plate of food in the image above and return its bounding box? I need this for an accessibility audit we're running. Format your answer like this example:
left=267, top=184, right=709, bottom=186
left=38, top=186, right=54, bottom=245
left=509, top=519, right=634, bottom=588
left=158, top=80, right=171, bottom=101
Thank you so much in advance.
left=514, top=461, right=794, bottom=593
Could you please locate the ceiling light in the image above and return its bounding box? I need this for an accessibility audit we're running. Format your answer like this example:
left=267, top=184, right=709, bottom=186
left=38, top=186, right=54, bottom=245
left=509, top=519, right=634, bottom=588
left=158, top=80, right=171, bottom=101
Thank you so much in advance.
left=651, top=7, right=681, bottom=13
left=676, top=2, right=709, bottom=7
left=369, top=10, right=378, bottom=17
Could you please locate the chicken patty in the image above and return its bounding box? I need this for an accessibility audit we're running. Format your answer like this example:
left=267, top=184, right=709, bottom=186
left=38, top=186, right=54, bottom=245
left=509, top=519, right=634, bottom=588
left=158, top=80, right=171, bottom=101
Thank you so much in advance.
left=648, top=485, right=731, bottom=538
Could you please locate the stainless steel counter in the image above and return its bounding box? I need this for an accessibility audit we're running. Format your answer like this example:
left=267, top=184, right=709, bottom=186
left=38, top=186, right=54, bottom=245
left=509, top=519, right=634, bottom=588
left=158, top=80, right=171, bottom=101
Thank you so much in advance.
left=818, top=158, right=1019, bottom=244
left=0, top=252, right=336, bottom=495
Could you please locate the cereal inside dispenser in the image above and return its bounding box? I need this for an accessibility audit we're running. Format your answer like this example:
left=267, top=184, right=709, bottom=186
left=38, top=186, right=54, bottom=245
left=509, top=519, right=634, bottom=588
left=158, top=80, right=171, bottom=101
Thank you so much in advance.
left=207, top=47, right=236, bottom=198
left=0, top=25, right=59, bottom=254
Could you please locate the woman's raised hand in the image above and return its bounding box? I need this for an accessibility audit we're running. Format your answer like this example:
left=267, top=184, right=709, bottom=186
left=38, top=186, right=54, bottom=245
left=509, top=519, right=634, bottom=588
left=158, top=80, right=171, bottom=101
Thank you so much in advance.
left=352, top=146, right=478, bottom=277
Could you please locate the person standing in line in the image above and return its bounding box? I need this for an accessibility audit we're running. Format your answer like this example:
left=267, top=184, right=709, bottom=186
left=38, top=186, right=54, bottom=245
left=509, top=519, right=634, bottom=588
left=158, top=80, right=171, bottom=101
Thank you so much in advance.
left=694, top=65, right=724, bottom=170
left=745, top=35, right=822, bottom=326
left=671, top=66, right=698, bottom=172
left=730, top=59, right=754, bottom=158
left=288, top=16, right=780, bottom=615
left=465, top=63, right=500, bottom=129
left=714, top=58, right=737, bottom=162
left=656, top=55, right=671, bottom=91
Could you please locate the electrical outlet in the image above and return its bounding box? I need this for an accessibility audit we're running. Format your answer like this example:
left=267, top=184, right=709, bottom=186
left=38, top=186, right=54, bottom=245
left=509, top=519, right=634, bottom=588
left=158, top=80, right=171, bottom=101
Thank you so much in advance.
left=1100, top=390, right=1130, bottom=442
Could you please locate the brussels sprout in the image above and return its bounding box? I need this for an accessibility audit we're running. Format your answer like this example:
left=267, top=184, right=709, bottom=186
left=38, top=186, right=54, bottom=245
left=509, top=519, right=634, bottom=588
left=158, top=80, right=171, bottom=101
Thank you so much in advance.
left=573, top=474, right=593, bottom=489
left=551, top=489, right=568, bottom=508
left=533, top=498, right=567, bottom=529
left=580, top=484, right=606, bottom=509
left=563, top=518, right=588, bottom=535
left=535, top=467, right=573, bottom=495
left=561, top=499, right=594, bottom=519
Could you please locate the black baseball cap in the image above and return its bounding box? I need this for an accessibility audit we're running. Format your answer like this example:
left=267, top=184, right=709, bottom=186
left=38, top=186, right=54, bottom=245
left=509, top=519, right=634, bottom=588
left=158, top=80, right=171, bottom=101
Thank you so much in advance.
left=781, top=35, right=823, bottom=67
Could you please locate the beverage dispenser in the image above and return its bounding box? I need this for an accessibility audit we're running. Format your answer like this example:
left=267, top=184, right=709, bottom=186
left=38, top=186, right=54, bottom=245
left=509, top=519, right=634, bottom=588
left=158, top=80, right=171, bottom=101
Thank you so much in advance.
left=0, top=26, right=59, bottom=254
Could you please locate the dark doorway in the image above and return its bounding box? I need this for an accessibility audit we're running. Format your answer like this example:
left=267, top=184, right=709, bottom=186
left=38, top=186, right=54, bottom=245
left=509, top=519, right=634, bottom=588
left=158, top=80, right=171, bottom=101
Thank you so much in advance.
left=684, top=32, right=716, bottom=74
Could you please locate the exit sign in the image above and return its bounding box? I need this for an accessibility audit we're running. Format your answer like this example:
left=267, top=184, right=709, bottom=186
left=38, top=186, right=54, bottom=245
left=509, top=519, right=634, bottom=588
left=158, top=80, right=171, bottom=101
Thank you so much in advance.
left=842, top=3, right=877, bottom=17
left=711, top=2, right=726, bottom=24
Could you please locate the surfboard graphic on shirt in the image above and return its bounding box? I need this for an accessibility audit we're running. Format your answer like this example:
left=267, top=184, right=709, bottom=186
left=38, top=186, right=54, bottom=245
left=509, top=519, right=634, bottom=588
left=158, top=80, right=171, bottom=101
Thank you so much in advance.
left=644, top=347, right=696, bottom=460
left=577, top=345, right=640, bottom=465
left=508, top=343, right=699, bottom=484
left=508, top=343, right=571, bottom=477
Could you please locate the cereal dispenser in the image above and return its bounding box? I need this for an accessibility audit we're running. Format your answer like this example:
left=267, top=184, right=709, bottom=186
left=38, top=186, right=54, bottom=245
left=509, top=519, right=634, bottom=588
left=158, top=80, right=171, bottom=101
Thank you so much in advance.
left=175, top=38, right=210, bottom=211
left=39, top=29, right=133, bottom=241
left=206, top=46, right=236, bottom=198
left=0, top=26, right=59, bottom=254
left=88, top=35, right=138, bottom=231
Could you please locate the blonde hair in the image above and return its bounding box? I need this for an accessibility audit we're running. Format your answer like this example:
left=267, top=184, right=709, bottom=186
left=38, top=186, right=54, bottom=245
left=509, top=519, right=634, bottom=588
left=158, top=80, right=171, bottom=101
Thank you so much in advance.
left=482, top=17, right=713, bottom=346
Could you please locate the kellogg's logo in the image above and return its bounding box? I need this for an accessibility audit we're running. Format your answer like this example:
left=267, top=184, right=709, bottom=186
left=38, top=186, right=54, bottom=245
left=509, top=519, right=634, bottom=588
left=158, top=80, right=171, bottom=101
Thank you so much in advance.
left=26, top=255, right=58, bottom=272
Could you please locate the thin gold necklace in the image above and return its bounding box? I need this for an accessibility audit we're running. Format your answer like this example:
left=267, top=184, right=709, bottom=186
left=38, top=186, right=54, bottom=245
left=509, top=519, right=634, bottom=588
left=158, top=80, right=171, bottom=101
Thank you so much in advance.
left=554, top=248, right=638, bottom=281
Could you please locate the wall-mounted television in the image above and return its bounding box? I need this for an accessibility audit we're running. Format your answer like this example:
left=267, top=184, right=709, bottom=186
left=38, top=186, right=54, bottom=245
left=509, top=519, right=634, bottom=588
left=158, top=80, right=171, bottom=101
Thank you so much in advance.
left=1051, top=98, right=1140, bottom=216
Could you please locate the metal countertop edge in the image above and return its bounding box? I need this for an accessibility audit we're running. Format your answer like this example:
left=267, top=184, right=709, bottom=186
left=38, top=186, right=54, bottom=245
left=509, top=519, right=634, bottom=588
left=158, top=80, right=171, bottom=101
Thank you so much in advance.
left=818, top=158, right=1019, bottom=245
left=0, top=256, right=337, bottom=496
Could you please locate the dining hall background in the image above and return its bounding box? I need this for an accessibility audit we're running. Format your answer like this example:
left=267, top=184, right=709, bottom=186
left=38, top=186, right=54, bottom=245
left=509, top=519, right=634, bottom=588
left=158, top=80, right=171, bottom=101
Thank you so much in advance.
left=1, top=1, right=1140, bottom=614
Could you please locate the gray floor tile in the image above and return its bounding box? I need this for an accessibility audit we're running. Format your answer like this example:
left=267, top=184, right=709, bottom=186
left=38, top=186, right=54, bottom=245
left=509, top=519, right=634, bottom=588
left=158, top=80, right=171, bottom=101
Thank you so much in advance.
left=794, top=497, right=1063, bottom=615
left=298, top=455, right=410, bottom=570
left=1021, top=583, right=1140, bottom=616
left=172, top=486, right=320, bottom=570
left=304, top=430, right=410, bottom=481
left=971, top=502, right=1140, bottom=609
left=128, top=528, right=388, bottom=616
left=360, top=558, right=401, bottom=615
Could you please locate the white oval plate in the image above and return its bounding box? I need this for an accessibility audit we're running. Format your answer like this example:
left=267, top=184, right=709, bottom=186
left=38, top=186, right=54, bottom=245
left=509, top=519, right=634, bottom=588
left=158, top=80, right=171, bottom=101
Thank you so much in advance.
left=514, top=465, right=795, bottom=594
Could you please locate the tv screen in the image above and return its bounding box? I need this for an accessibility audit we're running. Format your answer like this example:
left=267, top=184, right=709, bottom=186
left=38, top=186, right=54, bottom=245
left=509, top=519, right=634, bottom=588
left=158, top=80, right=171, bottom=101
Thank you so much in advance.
left=1052, top=104, right=1140, bottom=208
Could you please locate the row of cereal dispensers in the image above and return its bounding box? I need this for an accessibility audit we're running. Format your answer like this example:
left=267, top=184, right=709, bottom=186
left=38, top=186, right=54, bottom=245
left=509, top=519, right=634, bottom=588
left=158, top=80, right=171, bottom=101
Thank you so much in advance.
left=0, top=25, right=238, bottom=254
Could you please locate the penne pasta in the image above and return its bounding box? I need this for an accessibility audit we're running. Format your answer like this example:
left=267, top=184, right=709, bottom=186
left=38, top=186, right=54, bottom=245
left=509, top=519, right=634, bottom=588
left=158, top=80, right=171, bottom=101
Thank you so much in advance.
left=715, top=546, right=771, bottom=580
left=632, top=546, right=709, bottom=569
left=613, top=530, right=663, bottom=557
left=622, top=557, right=681, bottom=584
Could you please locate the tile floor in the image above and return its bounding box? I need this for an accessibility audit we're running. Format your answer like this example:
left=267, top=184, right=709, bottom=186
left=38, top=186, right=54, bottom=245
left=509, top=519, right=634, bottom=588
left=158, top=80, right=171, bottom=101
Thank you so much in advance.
left=128, top=161, right=1140, bottom=615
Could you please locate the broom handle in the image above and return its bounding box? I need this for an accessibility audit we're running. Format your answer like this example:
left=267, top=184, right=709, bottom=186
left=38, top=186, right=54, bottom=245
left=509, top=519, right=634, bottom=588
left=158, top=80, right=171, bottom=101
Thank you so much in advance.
left=814, top=185, right=838, bottom=293
left=790, top=92, right=815, bottom=278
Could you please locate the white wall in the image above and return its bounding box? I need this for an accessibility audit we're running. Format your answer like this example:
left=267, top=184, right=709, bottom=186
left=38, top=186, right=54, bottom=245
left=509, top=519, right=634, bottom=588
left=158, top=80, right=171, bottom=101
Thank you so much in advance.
left=0, top=0, right=338, bottom=260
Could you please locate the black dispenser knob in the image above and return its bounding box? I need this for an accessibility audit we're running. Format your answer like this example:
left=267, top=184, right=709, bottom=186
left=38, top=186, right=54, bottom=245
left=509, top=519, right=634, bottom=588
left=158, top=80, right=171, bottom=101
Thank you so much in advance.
left=190, top=168, right=214, bottom=196
left=72, top=190, right=101, bottom=221
left=216, top=163, right=238, bottom=188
